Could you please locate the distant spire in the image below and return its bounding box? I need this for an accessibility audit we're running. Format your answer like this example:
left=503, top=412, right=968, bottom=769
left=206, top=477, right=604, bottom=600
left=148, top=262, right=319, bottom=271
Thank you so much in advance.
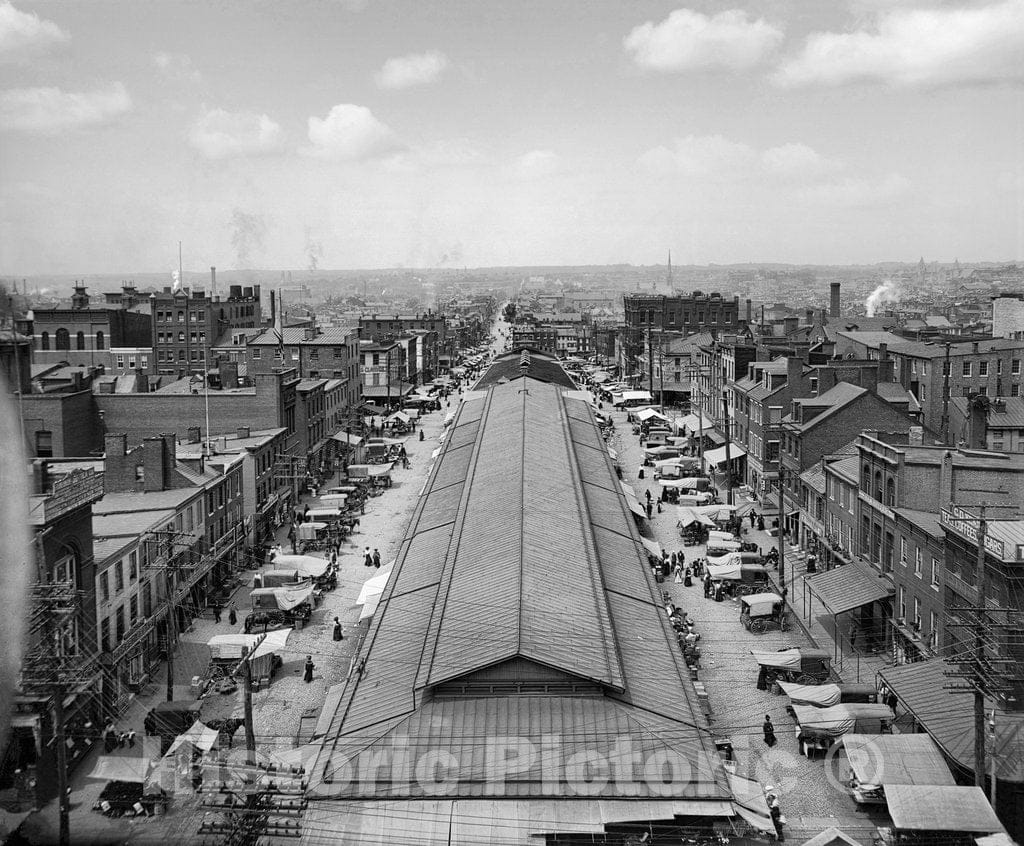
left=667, top=250, right=673, bottom=292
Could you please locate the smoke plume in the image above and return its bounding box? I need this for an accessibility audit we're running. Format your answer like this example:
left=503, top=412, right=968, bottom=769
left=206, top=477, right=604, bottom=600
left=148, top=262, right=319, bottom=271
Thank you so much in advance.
left=305, top=229, right=324, bottom=273
left=231, top=209, right=267, bottom=269
left=865, top=280, right=899, bottom=317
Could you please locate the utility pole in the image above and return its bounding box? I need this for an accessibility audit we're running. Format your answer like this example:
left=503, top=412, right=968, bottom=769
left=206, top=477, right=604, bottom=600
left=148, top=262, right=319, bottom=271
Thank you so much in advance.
left=647, top=319, right=654, bottom=399
left=236, top=639, right=264, bottom=767
left=941, top=342, right=952, bottom=445
left=722, top=390, right=733, bottom=506
left=777, top=462, right=786, bottom=606
left=145, top=529, right=198, bottom=701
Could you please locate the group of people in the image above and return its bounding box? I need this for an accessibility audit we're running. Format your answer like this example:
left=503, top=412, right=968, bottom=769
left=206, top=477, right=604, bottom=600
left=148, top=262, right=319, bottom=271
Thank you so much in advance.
left=102, top=721, right=136, bottom=753
left=363, top=546, right=383, bottom=568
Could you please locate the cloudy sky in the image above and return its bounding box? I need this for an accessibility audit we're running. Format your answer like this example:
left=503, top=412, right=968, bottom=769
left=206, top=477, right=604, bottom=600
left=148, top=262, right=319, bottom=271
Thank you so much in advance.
left=1, top=0, right=1022, bottom=273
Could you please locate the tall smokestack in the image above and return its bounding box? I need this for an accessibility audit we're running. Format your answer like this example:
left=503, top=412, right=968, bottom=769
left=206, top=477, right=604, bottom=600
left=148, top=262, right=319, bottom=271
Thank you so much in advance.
left=269, top=290, right=276, bottom=327
left=210, top=266, right=217, bottom=298
left=830, top=283, right=841, bottom=319
left=745, top=299, right=752, bottom=324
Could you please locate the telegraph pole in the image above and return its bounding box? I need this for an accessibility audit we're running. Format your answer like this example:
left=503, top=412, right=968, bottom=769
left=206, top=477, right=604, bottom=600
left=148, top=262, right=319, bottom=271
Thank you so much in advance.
left=941, top=342, right=952, bottom=445
left=973, top=505, right=988, bottom=788
left=722, top=391, right=734, bottom=506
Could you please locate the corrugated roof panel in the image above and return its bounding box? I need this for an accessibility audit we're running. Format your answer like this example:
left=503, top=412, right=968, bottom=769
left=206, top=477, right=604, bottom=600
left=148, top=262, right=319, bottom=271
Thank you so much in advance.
left=431, top=443, right=474, bottom=490
left=415, top=482, right=464, bottom=533
left=591, top=525, right=654, bottom=598
left=391, top=523, right=453, bottom=597
left=568, top=415, right=605, bottom=453
left=572, top=445, right=618, bottom=491
left=448, top=418, right=481, bottom=450
left=582, top=481, right=636, bottom=538
left=455, top=397, right=485, bottom=425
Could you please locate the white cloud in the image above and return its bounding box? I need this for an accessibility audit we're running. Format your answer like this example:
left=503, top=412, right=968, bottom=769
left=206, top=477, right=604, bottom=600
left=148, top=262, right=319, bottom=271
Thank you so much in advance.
left=798, top=173, right=911, bottom=207
left=639, top=135, right=847, bottom=184
left=624, top=8, right=784, bottom=73
left=305, top=103, right=403, bottom=160
left=154, top=51, right=202, bottom=83
left=774, top=0, right=1024, bottom=87
left=0, top=82, right=131, bottom=134
left=511, top=149, right=561, bottom=180
left=638, top=134, right=756, bottom=177
left=0, top=1, right=68, bottom=62
left=188, top=108, right=283, bottom=160
left=761, top=142, right=841, bottom=179
left=375, top=50, right=450, bottom=89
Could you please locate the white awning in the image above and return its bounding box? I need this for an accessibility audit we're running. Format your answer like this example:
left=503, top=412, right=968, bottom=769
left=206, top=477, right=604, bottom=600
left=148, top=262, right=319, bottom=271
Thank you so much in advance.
left=702, top=444, right=746, bottom=466
left=640, top=537, right=662, bottom=558
left=167, top=720, right=220, bottom=754
left=87, top=756, right=154, bottom=784
left=331, top=433, right=363, bottom=446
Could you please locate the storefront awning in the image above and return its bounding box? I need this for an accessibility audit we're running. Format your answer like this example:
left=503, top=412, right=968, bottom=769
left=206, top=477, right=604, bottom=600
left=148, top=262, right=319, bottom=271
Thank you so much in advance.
left=842, top=733, right=955, bottom=786
left=331, top=433, right=363, bottom=446
left=804, top=560, right=893, bottom=616
left=87, top=756, right=154, bottom=784
left=884, top=785, right=1004, bottom=833
left=619, top=482, right=647, bottom=519
left=704, top=430, right=726, bottom=445
left=640, top=537, right=662, bottom=558
left=702, top=444, right=746, bottom=466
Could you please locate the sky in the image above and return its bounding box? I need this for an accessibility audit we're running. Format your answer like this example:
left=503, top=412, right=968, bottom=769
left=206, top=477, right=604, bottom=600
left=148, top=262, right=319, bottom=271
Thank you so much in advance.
left=0, top=0, right=1022, bottom=274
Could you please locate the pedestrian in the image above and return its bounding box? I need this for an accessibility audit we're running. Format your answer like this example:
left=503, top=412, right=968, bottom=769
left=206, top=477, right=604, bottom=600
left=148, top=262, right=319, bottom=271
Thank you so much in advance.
left=212, top=603, right=222, bottom=624
left=304, top=655, right=315, bottom=683
left=373, top=549, right=381, bottom=569
left=332, top=617, right=343, bottom=641
left=674, top=562, right=683, bottom=584
left=228, top=603, right=237, bottom=626
left=756, top=665, right=769, bottom=691
left=645, top=489, right=652, bottom=504
left=364, top=547, right=373, bottom=567
left=769, top=797, right=785, bottom=842
left=703, top=572, right=712, bottom=598
left=638, top=466, right=645, bottom=480
left=757, top=515, right=765, bottom=532
left=419, top=430, right=425, bottom=441
left=683, top=566, right=693, bottom=587
left=645, top=501, right=653, bottom=519
left=763, top=714, right=777, bottom=747
left=670, top=551, right=677, bottom=568
left=750, top=511, right=757, bottom=529
left=126, top=730, right=136, bottom=748
left=103, top=721, right=117, bottom=753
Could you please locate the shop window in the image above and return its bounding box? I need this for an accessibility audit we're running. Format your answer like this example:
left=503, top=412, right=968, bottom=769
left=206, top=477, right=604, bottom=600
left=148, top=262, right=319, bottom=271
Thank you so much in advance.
left=41, top=331, right=50, bottom=350
left=35, top=430, right=53, bottom=458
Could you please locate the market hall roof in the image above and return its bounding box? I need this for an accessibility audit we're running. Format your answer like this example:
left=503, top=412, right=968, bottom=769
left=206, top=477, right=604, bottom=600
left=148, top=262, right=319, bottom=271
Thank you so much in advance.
left=473, top=348, right=577, bottom=389
left=309, top=377, right=728, bottom=810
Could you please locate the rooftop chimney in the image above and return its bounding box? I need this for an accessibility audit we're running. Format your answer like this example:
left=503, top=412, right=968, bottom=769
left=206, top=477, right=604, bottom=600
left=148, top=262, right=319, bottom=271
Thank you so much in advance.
left=830, top=283, right=841, bottom=319
left=210, top=266, right=217, bottom=297
left=805, top=308, right=814, bottom=325
left=745, top=299, right=752, bottom=324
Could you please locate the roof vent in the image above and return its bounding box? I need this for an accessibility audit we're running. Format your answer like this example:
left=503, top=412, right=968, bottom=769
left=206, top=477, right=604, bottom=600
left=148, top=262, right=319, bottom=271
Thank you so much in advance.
left=519, top=351, right=531, bottom=372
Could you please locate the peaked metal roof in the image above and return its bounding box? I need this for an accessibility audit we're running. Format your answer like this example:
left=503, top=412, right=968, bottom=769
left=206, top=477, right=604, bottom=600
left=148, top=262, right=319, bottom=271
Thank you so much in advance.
left=312, top=376, right=727, bottom=803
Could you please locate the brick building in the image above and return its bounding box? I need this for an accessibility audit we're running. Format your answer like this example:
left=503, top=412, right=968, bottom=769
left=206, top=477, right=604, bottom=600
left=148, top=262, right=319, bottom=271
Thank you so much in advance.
left=151, top=284, right=262, bottom=378
left=30, top=283, right=152, bottom=372
left=358, top=313, right=446, bottom=382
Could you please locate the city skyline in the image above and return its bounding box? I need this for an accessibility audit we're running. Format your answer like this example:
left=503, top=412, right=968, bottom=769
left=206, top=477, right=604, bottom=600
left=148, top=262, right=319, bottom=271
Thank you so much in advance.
left=1, top=0, right=1023, bottom=274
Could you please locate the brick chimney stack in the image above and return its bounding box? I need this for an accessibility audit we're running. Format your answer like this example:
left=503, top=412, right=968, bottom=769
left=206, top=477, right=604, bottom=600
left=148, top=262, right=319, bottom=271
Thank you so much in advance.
left=830, top=283, right=841, bottom=318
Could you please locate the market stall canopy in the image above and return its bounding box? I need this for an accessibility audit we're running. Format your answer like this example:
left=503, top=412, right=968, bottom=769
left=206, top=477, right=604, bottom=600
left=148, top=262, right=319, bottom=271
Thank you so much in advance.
left=87, top=756, right=154, bottom=783
left=318, top=493, right=348, bottom=504
left=640, top=537, right=662, bottom=559
left=677, top=506, right=716, bottom=527
left=251, top=583, right=313, bottom=612
left=805, top=560, right=893, bottom=616
left=842, top=733, right=955, bottom=786
left=705, top=431, right=726, bottom=445
left=168, top=720, right=220, bottom=754
left=644, top=445, right=681, bottom=458
left=591, top=371, right=611, bottom=383
left=614, top=390, right=653, bottom=403
left=707, top=551, right=743, bottom=568
left=331, top=433, right=363, bottom=446
left=884, top=785, right=1004, bottom=833
left=636, top=408, right=668, bottom=422
left=271, top=555, right=331, bottom=579
left=297, top=522, right=327, bottom=540
left=702, top=444, right=746, bottom=467
left=707, top=562, right=743, bottom=581
left=793, top=703, right=894, bottom=737
left=779, top=681, right=842, bottom=707
left=386, top=411, right=411, bottom=424
left=742, top=593, right=783, bottom=615
left=697, top=504, right=738, bottom=523
left=306, top=508, right=341, bottom=521
left=655, top=457, right=695, bottom=469
left=751, top=647, right=803, bottom=670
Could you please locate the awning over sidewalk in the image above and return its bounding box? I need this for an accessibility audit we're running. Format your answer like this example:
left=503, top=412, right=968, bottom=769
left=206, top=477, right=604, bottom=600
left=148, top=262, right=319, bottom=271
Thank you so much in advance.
left=640, top=537, right=662, bottom=559
left=331, top=433, right=363, bottom=446
left=804, top=560, right=893, bottom=616
left=702, top=444, right=746, bottom=466
left=885, top=785, right=1004, bottom=833
left=704, top=430, right=726, bottom=445
left=87, top=756, right=154, bottom=783
left=619, top=482, right=647, bottom=519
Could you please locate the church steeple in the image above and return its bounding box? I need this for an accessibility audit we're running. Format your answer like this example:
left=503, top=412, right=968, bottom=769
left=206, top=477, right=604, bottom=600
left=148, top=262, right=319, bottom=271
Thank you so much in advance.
left=667, top=250, right=673, bottom=292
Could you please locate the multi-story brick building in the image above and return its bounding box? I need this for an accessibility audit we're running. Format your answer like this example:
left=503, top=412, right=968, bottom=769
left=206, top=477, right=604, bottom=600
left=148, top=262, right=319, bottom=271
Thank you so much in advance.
left=949, top=396, right=1024, bottom=453
left=834, top=334, right=1024, bottom=436
left=245, top=325, right=361, bottom=412
left=359, top=340, right=411, bottom=408
left=622, top=292, right=742, bottom=383
left=151, top=284, right=262, bottom=378
left=358, top=313, right=446, bottom=382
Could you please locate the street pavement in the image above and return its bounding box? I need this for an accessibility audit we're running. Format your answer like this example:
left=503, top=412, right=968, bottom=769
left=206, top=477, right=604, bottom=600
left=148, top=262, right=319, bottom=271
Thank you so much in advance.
left=605, top=405, right=892, bottom=842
